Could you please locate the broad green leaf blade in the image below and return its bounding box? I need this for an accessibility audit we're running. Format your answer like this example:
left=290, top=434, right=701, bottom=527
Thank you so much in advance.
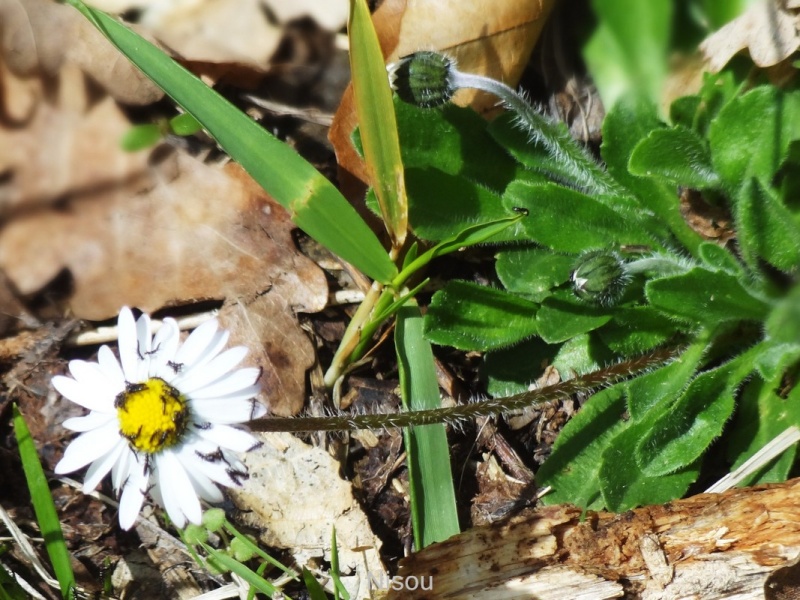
left=535, top=290, right=613, bottom=344
left=349, top=0, right=407, bottom=246
left=503, top=181, right=659, bottom=253
left=66, top=0, right=396, bottom=284
left=396, top=303, right=459, bottom=548
left=496, top=247, right=573, bottom=301
left=736, top=178, right=800, bottom=272
left=596, top=306, right=678, bottom=355
left=537, top=384, right=629, bottom=509
left=646, top=267, right=770, bottom=324
left=629, top=127, right=721, bottom=189
left=726, top=377, right=800, bottom=487
left=698, top=242, right=744, bottom=276
left=483, top=338, right=559, bottom=397
left=766, top=283, right=800, bottom=344
left=634, top=363, right=739, bottom=477
left=602, top=97, right=703, bottom=256
left=405, top=168, right=517, bottom=242
left=424, top=281, right=539, bottom=351
left=709, top=87, right=800, bottom=190
left=12, top=406, right=76, bottom=599
left=599, top=424, right=699, bottom=512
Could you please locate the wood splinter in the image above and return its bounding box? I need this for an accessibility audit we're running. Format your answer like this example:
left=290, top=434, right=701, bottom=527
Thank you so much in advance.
left=385, top=477, right=800, bottom=599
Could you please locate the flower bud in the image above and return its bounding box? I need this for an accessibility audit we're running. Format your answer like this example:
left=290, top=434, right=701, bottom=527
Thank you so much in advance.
left=571, top=250, right=629, bottom=306
left=388, top=51, right=456, bottom=108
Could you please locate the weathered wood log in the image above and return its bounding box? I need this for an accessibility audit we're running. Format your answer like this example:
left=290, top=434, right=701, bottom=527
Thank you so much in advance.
left=385, top=478, right=800, bottom=599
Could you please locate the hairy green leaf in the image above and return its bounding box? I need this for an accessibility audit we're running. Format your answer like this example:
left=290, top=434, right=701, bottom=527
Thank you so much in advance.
left=629, top=126, right=720, bottom=189
left=535, top=290, right=613, bottom=344
left=496, top=247, right=573, bottom=301
left=424, top=281, right=538, bottom=351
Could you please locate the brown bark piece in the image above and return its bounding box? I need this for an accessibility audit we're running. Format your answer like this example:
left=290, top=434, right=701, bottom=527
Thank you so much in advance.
left=387, top=478, right=800, bottom=599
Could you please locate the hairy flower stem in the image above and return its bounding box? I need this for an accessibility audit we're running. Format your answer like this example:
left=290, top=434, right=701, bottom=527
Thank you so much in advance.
left=253, top=346, right=681, bottom=432
left=449, top=71, right=625, bottom=197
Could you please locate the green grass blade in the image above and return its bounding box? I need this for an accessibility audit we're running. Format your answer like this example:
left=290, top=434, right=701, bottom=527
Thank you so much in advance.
left=329, top=527, right=350, bottom=600
left=12, top=406, right=75, bottom=599
left=395, top=303, right=460, bottom=548
left=199, top=543, right=280, bottom=596
left=349, top=0, right=408, bottom=247
left=302, top=568, right=329, bottom=600
left=64, top=0, right=396, bottom=285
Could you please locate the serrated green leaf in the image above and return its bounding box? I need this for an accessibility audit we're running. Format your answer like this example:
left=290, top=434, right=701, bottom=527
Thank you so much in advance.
left=709, top=87, right=800, bottom=190
left=629, top=126, right=720, bottom=189
left=424, top=281, right=538, bottom=351
left=496, top=247, right=573, bottom=301
left=535, top=290, right=613, bottom=344
left=585, top=0, right=672, bottom=109
left=503, top=181, right=658, bottom=253
left=601, top=96, right=703, bottom=256
left=537, top=384, right=629, bottom=509
left=634, top=363, right=739, bottom=477
left=66, top=0, right=396, bottom=284
left=646, top=267, right=770, bottom=324
left=405, top=168, right=514, bottom=242
left=726, top=378, right=800, bottom=487
left=736, top=178, right=800, bottom=272
left=597, top=306, right=678, bottom=355
left=698, top=241, right=744, bottom=276
left=396, top=303, right=459, bottom=548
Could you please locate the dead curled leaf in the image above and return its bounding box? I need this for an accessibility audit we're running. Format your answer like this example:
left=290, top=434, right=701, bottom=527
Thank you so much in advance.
left=0, top=0, right=163, bottom=105
left=700, top=0, right=800, bottom=72
left=330, top=0, right=557, bottom=191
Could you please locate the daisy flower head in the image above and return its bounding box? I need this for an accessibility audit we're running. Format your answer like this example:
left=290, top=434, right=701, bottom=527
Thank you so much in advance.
left=53, top=307, right=266, bottom=530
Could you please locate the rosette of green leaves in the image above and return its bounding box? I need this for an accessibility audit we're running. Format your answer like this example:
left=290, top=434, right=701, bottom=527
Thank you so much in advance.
left=396, top=69, right=800, bottom=511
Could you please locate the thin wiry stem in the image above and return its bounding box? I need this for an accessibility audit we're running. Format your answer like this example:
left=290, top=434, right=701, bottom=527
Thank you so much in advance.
left=251, top=346, right=681, bottom=432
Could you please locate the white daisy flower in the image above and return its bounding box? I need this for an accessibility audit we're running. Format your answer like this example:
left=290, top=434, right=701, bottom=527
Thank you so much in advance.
left=53, top=307, right=266, bottom=530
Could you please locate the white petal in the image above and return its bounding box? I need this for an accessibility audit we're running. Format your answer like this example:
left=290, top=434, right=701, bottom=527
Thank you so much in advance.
left=134, top=313, right=153, bottom=381
left=156, top=452, right=201, bottom=527
left=111, top=445, right=136, bottom=491
left=173, top=319, right=219, bottom=368
left=117, top=307, right=140, bottom=383
left=178, top=346, right=249, bottom=394
left=178, top=443, right=240, bottom=488
left=55, top=422, right=121, bottom=474
left=118, top=457, right=148, bottom=530
left=187, top=369, right=261, bottom=400
left=62, top=412, right=116, bottom=432
left=149, top=318, right=180, bottom=378
left=185, top=469, right=224, bottom=503
left=82, top=439, right=126, bottom=491
left=53, top=376, right=114, bottom=413
left=68, top=360, right=121, bottom=403
left=198, top=425, right=261, bottom=453
left=97, top=346, right=125, bottom=389
left=192, top=397, right=263, bottom=425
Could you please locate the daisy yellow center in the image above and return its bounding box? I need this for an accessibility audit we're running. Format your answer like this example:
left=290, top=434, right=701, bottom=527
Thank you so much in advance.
left=115, top=378, right=189, bottom=453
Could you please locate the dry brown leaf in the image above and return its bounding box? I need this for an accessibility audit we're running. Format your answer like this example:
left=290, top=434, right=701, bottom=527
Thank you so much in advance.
left=0, top=0, right=163, bottom=105
left=0, top=62, right=151, bottom=214
left=330, top=0, right=556, bottom=192
left=231, top=432, right=387, bottom=600
left=700, top=0, right=800, bottom=72
left=136, top=0, right=282, bottom=70
left=264, top=0, right=349, bottom=32
left=0, top=153, right=328, bottom=413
